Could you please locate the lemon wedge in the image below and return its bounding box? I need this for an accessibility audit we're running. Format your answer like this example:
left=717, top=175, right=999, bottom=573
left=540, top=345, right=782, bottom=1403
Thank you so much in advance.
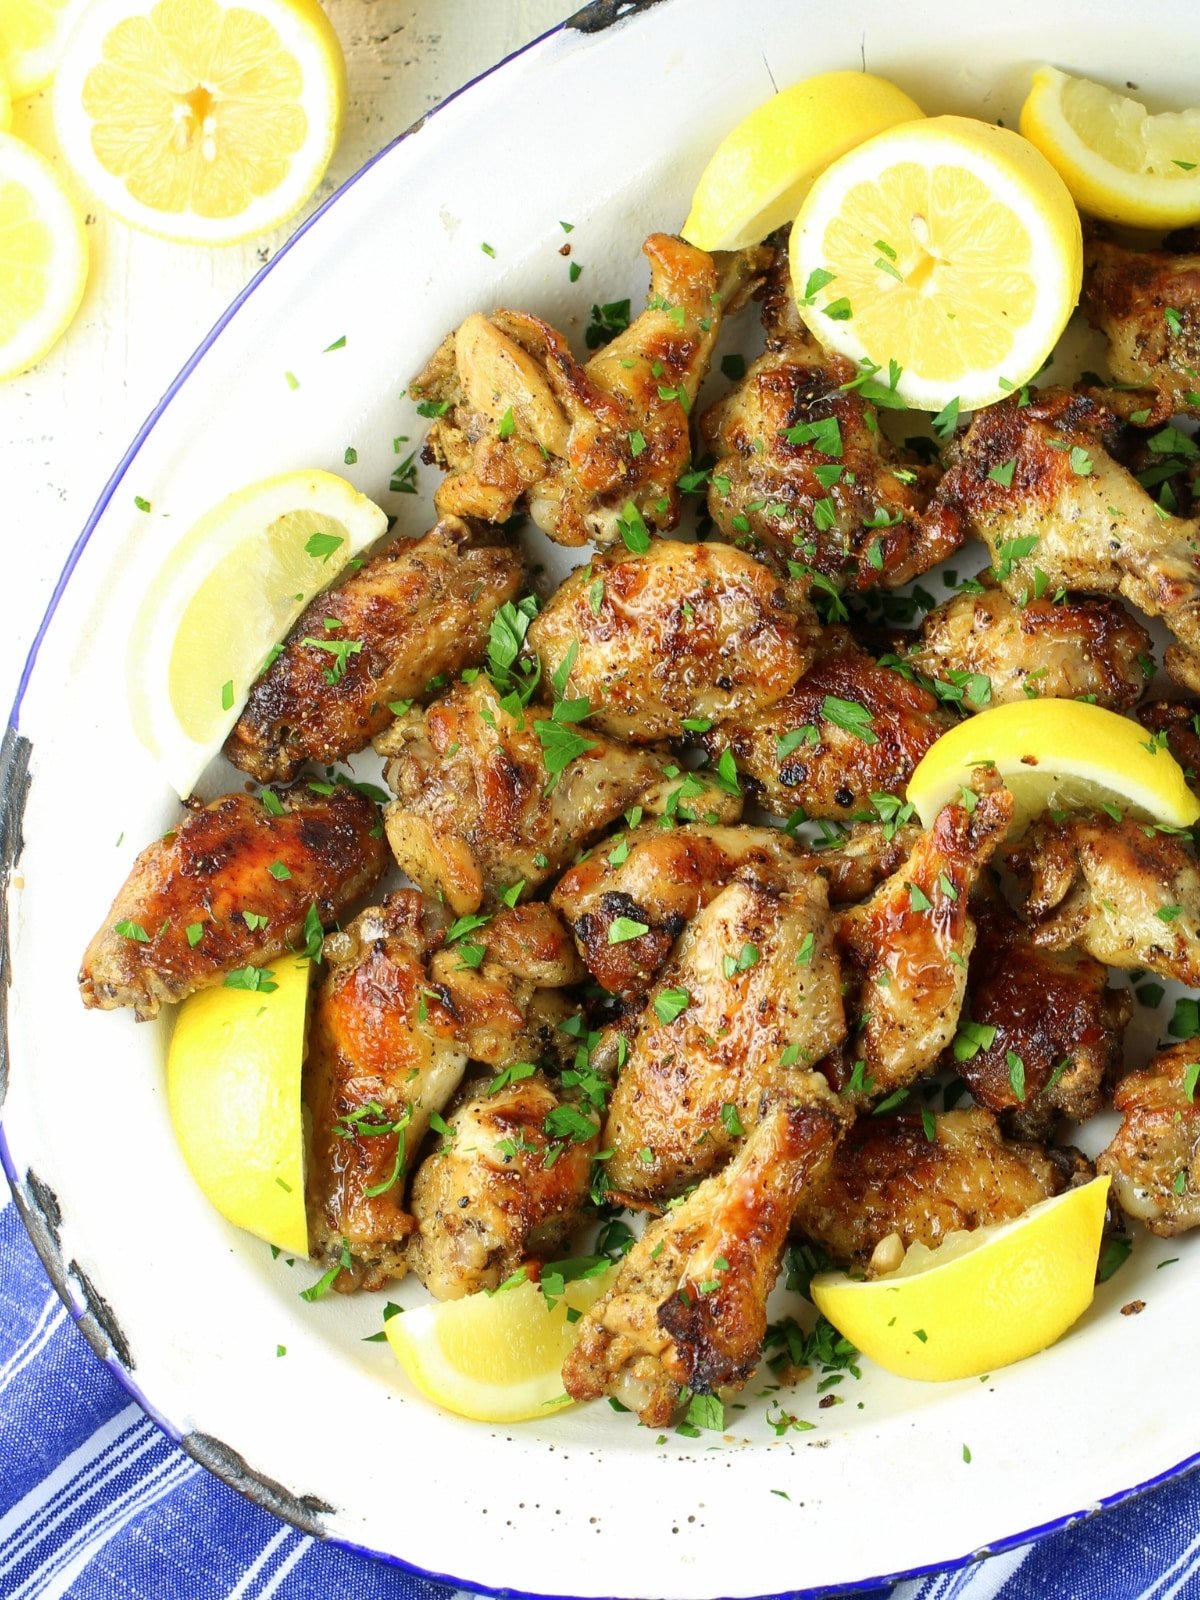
left=0, top=130, right=88, bottom=379
left=167, top=952, right=311, bottom=1256
left=0, top=64, right=13, bottom=131
left=790, top=115, right=1082, bottom=412
left=905, top=699, right=1200, bottom=833
left=126, top=469, right=387, bottom=800
left=682, top=70, right=923, bottom=252
left=0, top=0, right=83, bottom=100
left=1021, top=67, right=1200, bottom=230
left=386, top=1268, right=615, bottom=1423
left=812, top=1176, right=1110, bottom=1382
left=52, top=0, right=345, bottom=244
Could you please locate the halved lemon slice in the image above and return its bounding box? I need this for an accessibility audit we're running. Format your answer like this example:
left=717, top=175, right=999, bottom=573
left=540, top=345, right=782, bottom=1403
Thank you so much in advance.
left=0, top=0, right=84, bottom=100
left=790, top=115, right=1083, bottom=411
left=1020, top=67, right=1200, bottom=230
left=812, top=1176, right=1110, bottom=1382
left=682, top=70, right=923, bottom=253
left=167, top=952, right=311, bottom=1256
left=126, top=469, right=387, bottom=799
left=905, top=699, right=1200, bottom=833
left=386, top=1268, right=615, bottom=1423
left=0, top=130, right=88, bottom=379
left=53, top=0, right=345, bottom=244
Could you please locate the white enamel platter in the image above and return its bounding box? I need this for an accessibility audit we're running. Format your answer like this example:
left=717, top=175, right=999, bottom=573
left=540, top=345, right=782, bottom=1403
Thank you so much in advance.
left=4, top=1, right=1200, bottom=1595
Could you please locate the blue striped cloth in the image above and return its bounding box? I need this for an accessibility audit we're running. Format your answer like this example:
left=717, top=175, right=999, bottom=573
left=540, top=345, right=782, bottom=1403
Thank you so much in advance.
left=2, top=1184, right=1197, bottom=1599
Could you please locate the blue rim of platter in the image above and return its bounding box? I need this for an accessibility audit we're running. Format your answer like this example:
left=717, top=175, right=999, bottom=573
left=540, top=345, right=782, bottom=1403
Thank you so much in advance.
left=2, top=1, right=1198, bottom=1593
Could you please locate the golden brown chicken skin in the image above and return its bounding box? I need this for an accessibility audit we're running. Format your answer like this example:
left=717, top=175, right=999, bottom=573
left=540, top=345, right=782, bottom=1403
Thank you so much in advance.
left=700, top=261, right=961, bottom=592
left=703, top=627, right=952, bottom=821
left=563, top=1094, right=848, bottom=1425
left=78, top=784, right=387, bottom=1020
left=412, top=235, right=767, bottom=547
left=1098, top=1043, right=1200, bottom=1236
left=1007, top=813, right=1200, bottom=986
left=224, top=518, right=524, bottom=783
left=834, top=784, right=1014, bottom=1096
left=527, top=539, right=817, bottom=744
left=933, top=388, right=1200, bottom=671
left=793, top=1107, right=1070, bottom=1268
left=304, top=893, right=470, bottom=1290
left=375, top=676, right=740, bottom=915
left=954, top=891, right=1131, bottom=1139
left=1138, top=699, right=1200, bottom=791
left=602, top=876, right=845, bottom=1198
left=1083, top=229, right=1200, bottom=422
left=406, top=1072, right=597, bottom=1301
left=896, top=577, right=1153, bottom=712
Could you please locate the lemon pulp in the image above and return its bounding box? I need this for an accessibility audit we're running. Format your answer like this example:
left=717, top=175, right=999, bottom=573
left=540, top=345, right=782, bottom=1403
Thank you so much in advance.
left=0, top=0, right=81, bottom=100
left=0, top=131, right=88, bottom=379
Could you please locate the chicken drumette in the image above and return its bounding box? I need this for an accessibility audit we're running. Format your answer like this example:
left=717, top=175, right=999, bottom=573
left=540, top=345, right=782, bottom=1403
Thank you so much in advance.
left=1098, top=1042, right=1200, bottom=1236
left=1083, top=228, right=1200, bottom=422
left=412, top=234, right=767, bottom=546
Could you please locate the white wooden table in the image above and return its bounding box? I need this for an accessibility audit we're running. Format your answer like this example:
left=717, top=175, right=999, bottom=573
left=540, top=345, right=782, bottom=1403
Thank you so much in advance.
left=2, top=0, right=571, bottom=720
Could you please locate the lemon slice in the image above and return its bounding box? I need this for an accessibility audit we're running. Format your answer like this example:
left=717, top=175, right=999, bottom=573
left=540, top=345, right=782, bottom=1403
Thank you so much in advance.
left=0, top=131, right=88, bottom=379
left=0, top=64, right=13, bottom=131
left=812, top=1176, right=1110, bottom=1382
left=386, top=1268, right=616, bottom=1423
left=52, top=0, right=345, bottom=244
left=167, top=952, right=311, bottom=1256
left=0, top=0, right=84, bottom=100
left=905, top=699, right=1200, bottom=833
left=1021, top=67, right=1200, bottom=230
left=682, top=70, right=923, bottom=252
left=126, top=469, right=387, bottom=799
left=789, top=115, right=1082, bottom=412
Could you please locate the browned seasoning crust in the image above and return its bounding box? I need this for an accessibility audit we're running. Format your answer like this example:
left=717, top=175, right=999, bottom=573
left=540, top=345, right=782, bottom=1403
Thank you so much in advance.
left=224, top=518, right=524, bottom=783
left=78, top=784, right=387, bottom=1019
left=1138, top=699, right=1200, bottom=792
left=1082, top=228, right=1200, bottom=422
left=1098, top=1042, right=1200, bottom=1236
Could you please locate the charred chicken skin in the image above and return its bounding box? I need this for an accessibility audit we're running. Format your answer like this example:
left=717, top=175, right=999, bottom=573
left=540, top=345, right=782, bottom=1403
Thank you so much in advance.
left=225, top=518, right=524, bottom=783
left=1083, top=228, right=1200, bottom=422
left=79, top=784, right=387, bottom=1019
left=1098, top=1043, right=1200, bottom=1236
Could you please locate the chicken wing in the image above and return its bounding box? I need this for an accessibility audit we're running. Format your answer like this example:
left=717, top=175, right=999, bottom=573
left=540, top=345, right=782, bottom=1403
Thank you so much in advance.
left=933, top=388, right=1200, bottom=671
left=602, top=876, right=845, bottom=1198
left=375, top=676, right=741, bottom=915
left=224, top=518, right=524, bottom=783
left=953, top=891, right=1131, bottom=1139
left=1138, top=698, right=1200, bottom=791
left=304, top=893, right=470, bottom=1290
left=406, top=1072, right=597, bottom=1300
left=793, top=1107, right=1071, bottom=1268
left=562, top=1095, right=847, bottom=1425
left=527, top=538, right=817, bottom=744
left=835, top=784, right=1014, bottom=1095
left=700, top=276, right=961, bottom=590
left=1007, top=813, right=1200, bottom=986
left=703, top=627, right=952, bottom=821
left=78, top=784, right=387, bottom=1020
left=894, top=577, right=1152, bottom=712
left=1097, top=1043, right=1200, bottom=1236
left=1083, top=229, right=1200, bottom=422
left=412, top=235, right=767, bottom=547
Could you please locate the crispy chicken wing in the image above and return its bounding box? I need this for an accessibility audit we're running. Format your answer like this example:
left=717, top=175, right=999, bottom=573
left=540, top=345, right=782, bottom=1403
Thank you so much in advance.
left=412, top=235, right=767, bottom=546
left=934, top=388, right=1200, bottom=671
left=527, top=539, right=817, bottom=743
left=1007, top=813, right=1200, bottom=985
left=793, top=1107, right=1071, bottom=1267
left=304, top=893, right=469, bottom=1290
left=78, top=784, right=387, bottom=1019
left=1138, top=698, right=1200, bottom=791
left=895, top=577, right=1153, bottom=712
left=700, top=280, right=961, bottom=590
left=406, top=1072, right=597, bottom=1300
left=375, top=676, right=741, bottom=915
left=834, top=784, right=1014, bottom=1095
left=1098, top=1043, right=1200, bottom=1236
left=563, top=1095, right=847, bottom=1425
left=224, top=518, right=524, bottom=783
left=703, top=627, right=951, bottom=820
left=603, top=876, right=845, bottom=1198
left=954, top=891, right=1131, bottom=1139
left=1083, top=229, right=1200, bottom=422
